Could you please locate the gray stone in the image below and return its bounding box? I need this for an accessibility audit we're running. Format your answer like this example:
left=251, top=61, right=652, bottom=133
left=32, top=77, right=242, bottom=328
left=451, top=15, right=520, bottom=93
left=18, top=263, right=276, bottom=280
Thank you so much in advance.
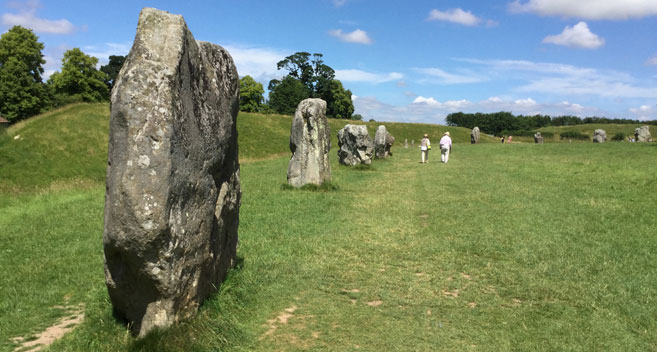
left=534, top=132, right=544, bottom=144
left=593, top=129, right=607, bottom=143
left=404, top=138, right=408, bottom=148
left=287, top=98, right=331, bottom=186
left=374, top=125, right=395, bottom=158
left=337, top=124, right=373, bottom=166
left=635, top=125, right=652, bottom=142
left=103, top=8, right=240, bottom=337
left=470, top=127, right=480, bottom=144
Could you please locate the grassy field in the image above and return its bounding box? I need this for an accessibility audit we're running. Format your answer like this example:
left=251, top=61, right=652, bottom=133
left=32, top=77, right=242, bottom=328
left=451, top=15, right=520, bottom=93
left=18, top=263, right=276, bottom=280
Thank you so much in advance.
left=1, top=104, right=656, bottom=351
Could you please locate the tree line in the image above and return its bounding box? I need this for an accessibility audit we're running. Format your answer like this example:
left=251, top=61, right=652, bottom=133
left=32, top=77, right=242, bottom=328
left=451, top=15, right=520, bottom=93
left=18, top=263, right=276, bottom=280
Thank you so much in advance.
left=1, top=25, right=358, bottom=123
left=446, top=111, right=657, bottom=136
left=240, top=51, right=357, bottom=119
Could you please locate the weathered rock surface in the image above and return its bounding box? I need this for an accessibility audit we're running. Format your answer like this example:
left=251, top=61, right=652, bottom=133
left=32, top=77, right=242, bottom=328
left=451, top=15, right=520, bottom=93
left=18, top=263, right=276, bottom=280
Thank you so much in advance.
left=103, top=8, right=240, bottom=337
left=287, top=98, right=331, bottom=186
left=635, top=125, right=652, bottom=142
left=593, top=129, right=606, bottom=143
left=374, top=125, right=395, bottom=158
left=337, top=124, right=374, bottom=166
left=471, top=127, right=480, bottom=144
left=534, top=132, right=544, bottom=144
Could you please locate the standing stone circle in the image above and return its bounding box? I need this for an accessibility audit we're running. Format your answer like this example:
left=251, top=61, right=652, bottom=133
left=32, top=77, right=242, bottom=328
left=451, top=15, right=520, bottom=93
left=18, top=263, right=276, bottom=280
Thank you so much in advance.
left=337, top=124, right=374, bottom=166
left=103, top=8, right=240, bottom=337
left=534, top=132, right=544, bottom=144
left=635, top=126, right=652, bottom=142
left=593, top=129, right=607, bottom=143
left=287, top=98, right=331, bottom=186
left=470, top=127, right=480, bottom=144
left=374, top=125, right=395, bottom=158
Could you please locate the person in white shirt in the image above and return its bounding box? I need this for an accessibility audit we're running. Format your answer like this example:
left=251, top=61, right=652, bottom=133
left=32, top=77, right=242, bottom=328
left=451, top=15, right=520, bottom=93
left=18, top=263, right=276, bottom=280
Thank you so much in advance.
left=439, top=132, right=452, bottom=163
left=420, top=134, right=431, bottom=163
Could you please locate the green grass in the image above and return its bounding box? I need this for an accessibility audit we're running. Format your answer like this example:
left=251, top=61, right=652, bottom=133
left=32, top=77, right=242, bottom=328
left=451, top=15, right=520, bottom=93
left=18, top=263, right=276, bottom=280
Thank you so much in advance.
left=1, top=105, right=657, bottom=351
left=534, top=124, right=652, bottom=143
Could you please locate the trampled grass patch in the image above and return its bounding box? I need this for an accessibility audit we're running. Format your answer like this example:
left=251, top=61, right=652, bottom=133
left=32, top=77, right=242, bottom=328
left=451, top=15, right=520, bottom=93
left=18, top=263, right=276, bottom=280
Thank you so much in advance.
left=1, top=105, right=656, bottom=351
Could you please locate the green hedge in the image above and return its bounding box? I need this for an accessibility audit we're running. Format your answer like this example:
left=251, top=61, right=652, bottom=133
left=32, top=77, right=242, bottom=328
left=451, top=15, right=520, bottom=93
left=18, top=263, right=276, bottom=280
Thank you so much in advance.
left=559, top=131, right=589, bottom=140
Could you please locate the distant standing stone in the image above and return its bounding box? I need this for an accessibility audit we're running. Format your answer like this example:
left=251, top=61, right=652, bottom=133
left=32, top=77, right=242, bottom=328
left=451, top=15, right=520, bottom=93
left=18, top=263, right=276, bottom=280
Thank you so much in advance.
left=337, top=124, right=374, bottom=166
left=104, top=8, right=240, bottom=337
left=534, top=132, right=544, bottom=144
left=374, top=125, right=395, bottom=158
left=405, top=138, right=408, bottom=148
left=593, top=129, right=607, bottom=143
left=635, top=125, right=652, bottom=142
left=471, top=127, right=480, bottom=144
left=287, top=98, right=331, bottom=186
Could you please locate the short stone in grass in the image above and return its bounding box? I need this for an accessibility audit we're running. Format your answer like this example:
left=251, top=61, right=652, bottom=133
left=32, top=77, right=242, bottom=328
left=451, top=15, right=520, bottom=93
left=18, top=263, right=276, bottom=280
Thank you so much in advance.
left=593, top=129, right=607, bottom=143
left=471, top=127, right=480, bottom=144
left=634, top=125, right=652, bottom=142
left=337, top=124, right=374, bottom=166
left=287, top=98, right=331, bottom=187
left=103, top=8, right=240, bottom=337
left=374, top=125, right=395, bottom=158
left=534, top=132, right=544, bottom=144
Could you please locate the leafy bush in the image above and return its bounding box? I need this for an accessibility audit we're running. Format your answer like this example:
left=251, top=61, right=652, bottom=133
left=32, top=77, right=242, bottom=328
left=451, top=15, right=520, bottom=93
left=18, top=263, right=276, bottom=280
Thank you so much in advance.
left=612, top=132, right=625, bottom=141
left=559, top=131, right=589, bottom=140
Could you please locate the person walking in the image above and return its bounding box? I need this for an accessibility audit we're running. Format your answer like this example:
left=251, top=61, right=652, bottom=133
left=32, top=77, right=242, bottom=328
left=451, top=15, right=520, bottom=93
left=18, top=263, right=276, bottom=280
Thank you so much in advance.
left=420, top=134, right=431, bottom=163
left=440, top=131, right=452, bottom=163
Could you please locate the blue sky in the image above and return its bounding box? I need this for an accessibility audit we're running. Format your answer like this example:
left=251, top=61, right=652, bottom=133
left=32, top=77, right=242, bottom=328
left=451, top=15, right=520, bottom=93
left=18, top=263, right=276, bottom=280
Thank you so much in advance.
left=2, top=0, right=657, bottom=123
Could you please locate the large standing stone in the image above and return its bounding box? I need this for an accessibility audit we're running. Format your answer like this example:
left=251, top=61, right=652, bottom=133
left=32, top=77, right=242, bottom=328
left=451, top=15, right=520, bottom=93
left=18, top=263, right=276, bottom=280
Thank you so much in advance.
left=337, top=124, right=374, bottom=166
left=287, top=98, right=331, bottom=186
left=103, top=8, right=240, bottom=337
left=534, top=132, right=544, bottom=144
left=635, top=125, right=652, bottom=142
left=470, top=127, right=480, bottom=144
left=374, top=125, right=395, bottom=158
left=593, top=129, right=607, bottom=143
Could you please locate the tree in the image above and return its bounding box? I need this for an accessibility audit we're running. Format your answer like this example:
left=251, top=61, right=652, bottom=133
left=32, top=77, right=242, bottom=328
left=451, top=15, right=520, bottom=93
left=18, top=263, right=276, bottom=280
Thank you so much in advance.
left=276, top=52, right=335, bottom=98
left=267, top=76, right=309, bottom=115
left=324, top=79, right=354, bottom=119
left=239, top=75, right=264, bottom=112
left=48, top=48, right=109, bottom=103
left=100, top=55, right=125, bottom=91
left=0, top=26, right=48, bottom=121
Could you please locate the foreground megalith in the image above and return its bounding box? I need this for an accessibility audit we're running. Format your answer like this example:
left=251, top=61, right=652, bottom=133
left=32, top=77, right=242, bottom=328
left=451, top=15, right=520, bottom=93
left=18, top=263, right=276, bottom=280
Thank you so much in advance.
left=374, top=125, right=395, bottom=158
left=103, top=8, right=240, bottom=337
left=337, top=124, right=374, bottom=166
left=471, top=127, right=480, bottom=144
left=534, top=132, right=544, bottom=144
left=635, top=126, right=652, bottom=142
left=287, top=98, right=331, bottom=186
left=593, top=129, right=606, bottom=143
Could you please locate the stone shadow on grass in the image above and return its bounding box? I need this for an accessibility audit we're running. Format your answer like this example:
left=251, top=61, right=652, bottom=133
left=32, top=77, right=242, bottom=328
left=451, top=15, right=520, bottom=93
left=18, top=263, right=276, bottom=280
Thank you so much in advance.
left=280, top=182, right=340, bottom=192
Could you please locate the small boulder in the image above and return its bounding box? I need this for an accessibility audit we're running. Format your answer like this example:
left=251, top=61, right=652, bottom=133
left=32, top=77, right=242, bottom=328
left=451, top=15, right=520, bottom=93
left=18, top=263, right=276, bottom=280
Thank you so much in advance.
left=635, top=126, right=652, bottom=142
left=374, top=125, right=395, bottom=158
left=470, top=127, right=480, bottom=144
left=534, top=132, right=544, bottom=144
left=287, top=98, right=331, bottom=186
left=337, top=124, right=374, bottom=166
left=593, top=129, right=606, bottom=143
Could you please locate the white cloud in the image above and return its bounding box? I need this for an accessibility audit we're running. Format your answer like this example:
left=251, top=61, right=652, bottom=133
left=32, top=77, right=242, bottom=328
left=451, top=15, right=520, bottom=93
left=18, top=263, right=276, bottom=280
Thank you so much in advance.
left=413, top=96, right=440, bottom=105
left=458, top=58, right=657, bottom=98
left=514, top=98, right=537, bottom=105
left=222, top=45, right=289, bottom=83
left=413, top=67, right=485, bottom=84
left=83, top=42, right=132, bottom=66
left=412, top=96, right=472, bottom=110
left=509, top=0, right=657, bottom=20
left=1, top=0, right=75, bottom=34
left=629, top=104, right=657, bottom=121
left=427, top=8, right=481, bottom=26
left=542, top=22, right=604, bottom=49
left=333, top=0, right=347, bottom=7
left=328, top=29, right=373, bottom=44
left=335, top=69, right=403, bottom=83
left=645, top=55, right=657, bottom=66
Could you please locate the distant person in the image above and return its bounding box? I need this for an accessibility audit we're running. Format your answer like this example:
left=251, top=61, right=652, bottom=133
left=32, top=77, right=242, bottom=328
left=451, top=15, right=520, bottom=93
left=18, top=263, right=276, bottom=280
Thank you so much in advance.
left=507, top=135, right=513, bottom=143
left=501, top=136, right=505, bottom=143
left=420, top=134, right=431, bottom=163
left=439, top=132, right=452, bottom=163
